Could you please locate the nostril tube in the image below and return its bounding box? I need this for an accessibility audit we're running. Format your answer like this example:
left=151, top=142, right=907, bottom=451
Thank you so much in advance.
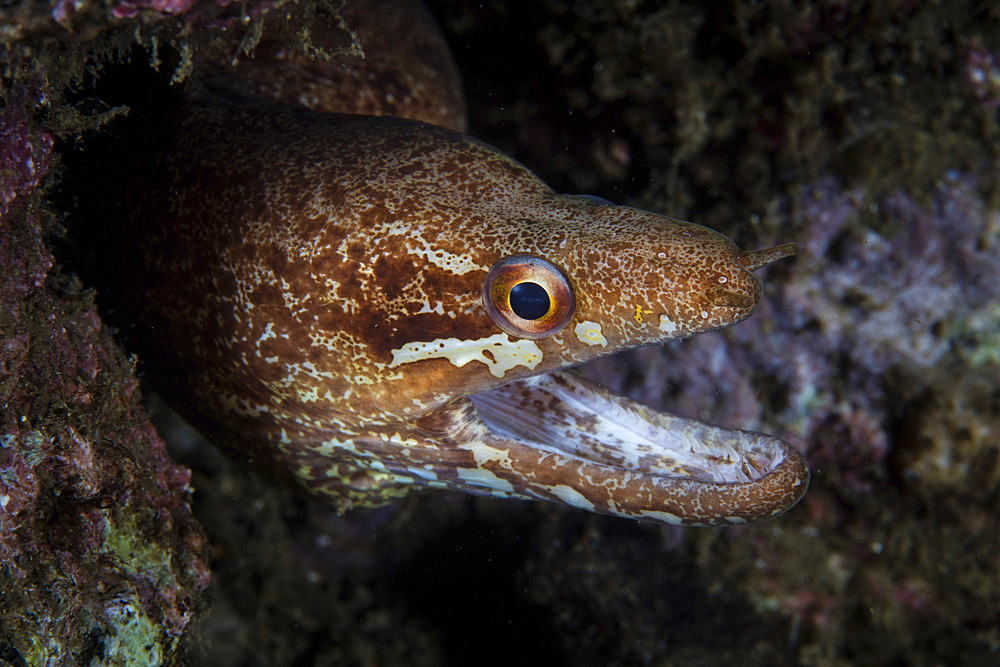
left=738, top=242, right=798, bottom=271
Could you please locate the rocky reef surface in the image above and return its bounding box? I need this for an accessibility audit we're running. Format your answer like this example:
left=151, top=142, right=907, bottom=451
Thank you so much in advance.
left=1, top=86, right=210, bottom=664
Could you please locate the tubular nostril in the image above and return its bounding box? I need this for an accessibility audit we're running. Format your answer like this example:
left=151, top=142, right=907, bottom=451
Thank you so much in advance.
left=738, top=242, right=798, bottom=271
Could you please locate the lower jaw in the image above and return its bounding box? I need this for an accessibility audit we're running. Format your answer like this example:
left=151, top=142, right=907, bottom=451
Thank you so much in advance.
left=460, top=369, right=810, bottom=526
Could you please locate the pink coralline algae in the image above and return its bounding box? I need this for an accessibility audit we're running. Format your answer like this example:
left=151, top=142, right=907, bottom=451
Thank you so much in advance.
left=48, top=0, right=277, bottom=27
left=966, top=39, right=1000, bottom=110
left=0, top=92, right=52, bottom=222
left=111, top=0, right=198, bottom=19
left=791, top=175, right=1000, bottom=372
left=1, top=91, right=211, bottom=663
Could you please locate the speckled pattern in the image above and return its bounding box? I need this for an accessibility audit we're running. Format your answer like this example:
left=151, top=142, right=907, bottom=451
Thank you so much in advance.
left=198, top=0, right=468, bottom=132
left=109, top=0, right=808, bottom=525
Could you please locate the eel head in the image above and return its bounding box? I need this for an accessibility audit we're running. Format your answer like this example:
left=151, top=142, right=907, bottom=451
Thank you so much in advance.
left=261, top=121, right=810, bottom=526
left=351, top=188, right=807, bottom=526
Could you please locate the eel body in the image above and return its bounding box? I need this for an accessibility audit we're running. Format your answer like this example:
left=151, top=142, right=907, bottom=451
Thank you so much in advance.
left=108, top=0, right=808, bottom=525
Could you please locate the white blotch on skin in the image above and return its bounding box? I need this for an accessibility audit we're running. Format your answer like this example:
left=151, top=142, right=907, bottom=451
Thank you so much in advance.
left=551, top=484, right=595, bottom=511
left=388, top=333, right=543, bottom=377
left=574, top=320, right=608, bottom=347
left=456, top=466, right=515, bottom=492
left=658, top=315, right=678, bottom=335
left=638, top=510, right=685, bottom=525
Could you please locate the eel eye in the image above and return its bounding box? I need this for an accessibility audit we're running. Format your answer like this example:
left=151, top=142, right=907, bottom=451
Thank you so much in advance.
left=482, top=255, right=575, bottom=339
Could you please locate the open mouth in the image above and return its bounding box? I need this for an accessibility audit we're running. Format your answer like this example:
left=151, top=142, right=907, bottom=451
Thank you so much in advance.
left=461, top=369, right=808, bottom=526
left=473, top=371, right=783, bottom=485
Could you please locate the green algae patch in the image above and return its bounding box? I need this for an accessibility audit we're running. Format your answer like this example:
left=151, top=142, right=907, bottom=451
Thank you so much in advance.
left=102, top=597, right=170, bottom=667
left=103, top=512, right=180, bottom=592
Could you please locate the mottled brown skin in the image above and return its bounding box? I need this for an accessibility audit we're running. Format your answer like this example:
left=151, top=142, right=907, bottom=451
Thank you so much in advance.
left=198, top=0, right=467, bottom=132
left=108, top=0, right=809, bottom=524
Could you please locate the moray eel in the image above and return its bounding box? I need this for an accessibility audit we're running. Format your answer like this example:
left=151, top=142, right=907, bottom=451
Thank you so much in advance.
left=105, top=0, right=808, bottom=525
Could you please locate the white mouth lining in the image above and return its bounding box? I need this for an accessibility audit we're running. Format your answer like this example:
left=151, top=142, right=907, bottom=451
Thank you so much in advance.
left=469, top=370, right=784, bottom=484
